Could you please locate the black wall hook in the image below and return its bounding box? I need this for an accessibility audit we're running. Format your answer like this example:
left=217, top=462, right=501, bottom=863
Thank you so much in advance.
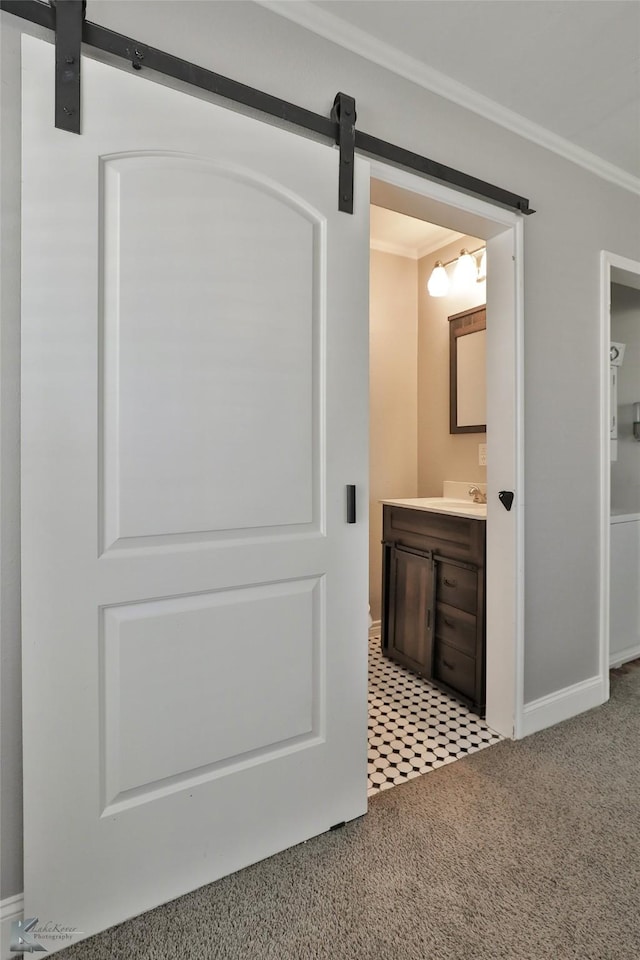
left=498, top=491, right=514, bottom=511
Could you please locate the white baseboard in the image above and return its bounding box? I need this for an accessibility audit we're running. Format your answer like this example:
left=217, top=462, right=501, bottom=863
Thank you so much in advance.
left=1, top=894, right=23, bottom=960
left=521, top=674, right=606, bottom=738
left=609, top=641, right=640, bottom=669
left=368, top=619, right=381, bottom=638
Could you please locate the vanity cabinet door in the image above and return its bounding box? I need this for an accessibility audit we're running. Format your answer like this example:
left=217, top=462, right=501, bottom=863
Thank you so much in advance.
left=385, top=546, right=435, bottom=678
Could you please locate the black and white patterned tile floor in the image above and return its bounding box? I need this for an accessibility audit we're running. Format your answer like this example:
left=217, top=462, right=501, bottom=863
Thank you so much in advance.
left=368, top=634, right=501, bottom=796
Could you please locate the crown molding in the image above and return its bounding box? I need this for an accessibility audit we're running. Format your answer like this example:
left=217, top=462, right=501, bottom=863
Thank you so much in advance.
left=370, top=238, right=418, bottom=260
left=370, top=231, right=468, bottom=261
left=370, top=230, right=467, bottom=261
left=416, top=232, right=466, bottom=261
left=258, top=1, right=640, bottom=197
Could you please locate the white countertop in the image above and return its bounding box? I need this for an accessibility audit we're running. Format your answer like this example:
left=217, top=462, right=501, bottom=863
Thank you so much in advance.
left=381, top=497, right=487, bottom=521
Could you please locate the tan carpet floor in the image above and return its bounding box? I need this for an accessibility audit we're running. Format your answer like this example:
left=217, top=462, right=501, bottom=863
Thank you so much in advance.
left=59, top=663, right=640, bottom=959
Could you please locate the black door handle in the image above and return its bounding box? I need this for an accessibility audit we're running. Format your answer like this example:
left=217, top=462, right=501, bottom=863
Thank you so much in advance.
left=498, top=490, right=514, bottom=511
left=346, top=485, right=356, bottom=523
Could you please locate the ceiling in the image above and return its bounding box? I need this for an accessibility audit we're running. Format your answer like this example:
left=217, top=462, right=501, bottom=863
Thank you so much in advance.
left=262, top=1, right=640, bottom=189
left=370, top=206, right=464, bottom=258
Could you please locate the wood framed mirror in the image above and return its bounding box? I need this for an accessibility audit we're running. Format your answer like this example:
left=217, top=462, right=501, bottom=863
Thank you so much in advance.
left=449, top=305, right=486, bottom=434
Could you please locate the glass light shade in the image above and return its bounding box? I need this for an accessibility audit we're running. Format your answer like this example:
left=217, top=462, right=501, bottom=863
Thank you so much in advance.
left=453, top=249, right=478, bottom=290
left=427, top=261, right=449, bottom=297
left=477, top=248, right=487, bottom=281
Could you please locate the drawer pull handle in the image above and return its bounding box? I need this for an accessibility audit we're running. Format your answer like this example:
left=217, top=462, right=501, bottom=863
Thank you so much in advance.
left=442, top=658, right=454, bottom=670
left=443, top=577, right=457, bottom=588
left=443, top=617, right=455, bottom=629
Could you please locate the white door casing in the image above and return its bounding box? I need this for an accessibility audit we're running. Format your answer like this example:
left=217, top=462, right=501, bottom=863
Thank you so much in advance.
left=599, top=251, right=640, bottom=692
left=369, top=166, right=524, bottom=739
left=22, top=36, right=369, bottom=949
left=484, top=224, right=524, bottom=737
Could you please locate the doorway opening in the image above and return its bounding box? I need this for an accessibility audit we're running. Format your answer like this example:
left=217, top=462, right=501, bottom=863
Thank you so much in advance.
left=599, top=252, right=640, bottom=702
left=367, top=208, right=500, bottom=794
left=366, top=167, right=524, bottom=795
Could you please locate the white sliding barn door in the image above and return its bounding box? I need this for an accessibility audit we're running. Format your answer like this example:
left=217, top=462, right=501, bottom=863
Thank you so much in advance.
left=21, top=36, right=369, bottom=950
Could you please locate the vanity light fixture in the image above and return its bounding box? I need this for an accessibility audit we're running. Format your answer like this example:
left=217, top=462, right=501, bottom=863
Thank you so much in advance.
left=426, top=246, right=486, bottom=297
left=478, top=248, right=487, bottom=281
left=427, top=260, right=449, bottom=297
left=453, top=249, right=478, bottom=290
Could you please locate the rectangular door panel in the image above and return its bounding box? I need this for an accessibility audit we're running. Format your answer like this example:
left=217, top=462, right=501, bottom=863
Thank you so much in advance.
left=101, top=576, right=323, bottom=812
left=387, top=547, right=434, bottom=674
left=101, top=154, right=322, bottom=551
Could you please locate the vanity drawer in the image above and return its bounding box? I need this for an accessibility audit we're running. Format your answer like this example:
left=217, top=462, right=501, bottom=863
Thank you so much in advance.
left=434, top=641, right=476, bottom=701
left=435, top=602, right=476, bottom=658
left=436, top=562, right=477, bottom=614
left=383, top=506, right=485, bottom=566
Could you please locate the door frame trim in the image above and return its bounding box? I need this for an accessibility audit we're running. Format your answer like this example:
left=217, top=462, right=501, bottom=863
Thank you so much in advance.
left=369, top=159, right=525, bottom=739
left=599, top=250, right=640, bottom=697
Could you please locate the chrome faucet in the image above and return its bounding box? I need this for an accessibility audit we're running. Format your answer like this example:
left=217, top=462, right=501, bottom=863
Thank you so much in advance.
left=468, top=485, right=487, bottom=504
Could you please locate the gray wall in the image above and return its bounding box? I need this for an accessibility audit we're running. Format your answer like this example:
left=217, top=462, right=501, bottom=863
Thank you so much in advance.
left=2, top=0, right=640, bottom=899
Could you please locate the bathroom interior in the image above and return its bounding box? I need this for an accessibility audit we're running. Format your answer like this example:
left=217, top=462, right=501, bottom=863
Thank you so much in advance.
left=367, top=204, right=500, bottom=796
left=609, top=272, right=640, bottom=671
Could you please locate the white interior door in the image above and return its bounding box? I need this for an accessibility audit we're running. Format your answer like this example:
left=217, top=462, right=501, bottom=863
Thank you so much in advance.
left=21, top=36, right=369, bottom=950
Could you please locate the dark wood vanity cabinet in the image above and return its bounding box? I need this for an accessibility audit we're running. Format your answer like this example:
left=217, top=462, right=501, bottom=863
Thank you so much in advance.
left=381, top=505, right=486, bottom=716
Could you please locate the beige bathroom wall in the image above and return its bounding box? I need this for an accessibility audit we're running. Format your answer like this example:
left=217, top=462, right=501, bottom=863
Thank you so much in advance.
left=369, top=249, right=418, bottom=622
left=417, top=236, right=487, bottom=496
left=611, top=283, right=640, bottom=514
